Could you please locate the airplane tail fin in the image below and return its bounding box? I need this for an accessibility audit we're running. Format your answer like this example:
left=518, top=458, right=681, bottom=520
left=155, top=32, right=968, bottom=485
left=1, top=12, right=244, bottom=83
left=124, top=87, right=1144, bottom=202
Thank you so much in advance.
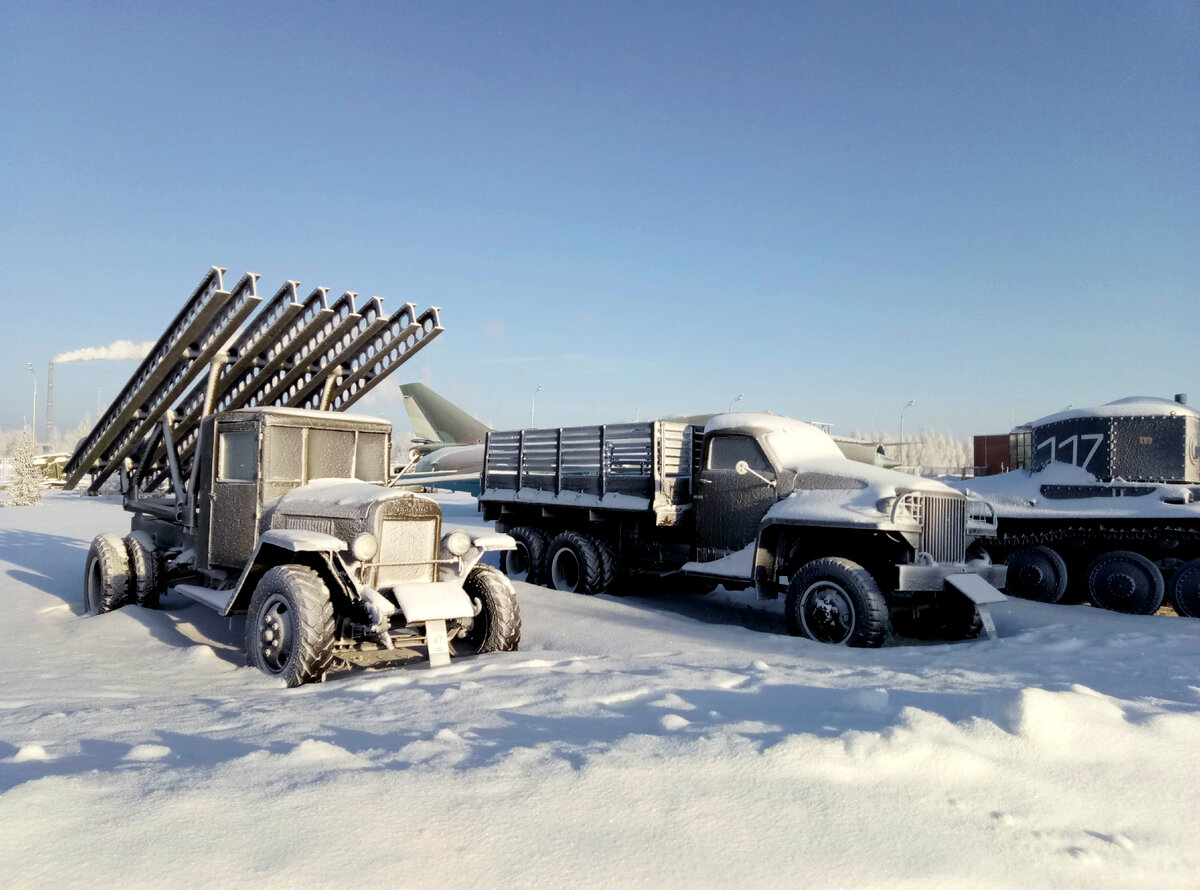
left=400, top=383, right=491, bottom=445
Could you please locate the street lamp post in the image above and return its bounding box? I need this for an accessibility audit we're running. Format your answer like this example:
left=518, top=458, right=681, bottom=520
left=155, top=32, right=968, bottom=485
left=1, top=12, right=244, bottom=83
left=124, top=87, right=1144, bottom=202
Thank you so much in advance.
left=28, top=363, right=37, bottom=449
left=531, top=384, right=543, bottom=428
left=899, top=399, right=914, bottom=464
left=729, top=393, right=743, bottom=413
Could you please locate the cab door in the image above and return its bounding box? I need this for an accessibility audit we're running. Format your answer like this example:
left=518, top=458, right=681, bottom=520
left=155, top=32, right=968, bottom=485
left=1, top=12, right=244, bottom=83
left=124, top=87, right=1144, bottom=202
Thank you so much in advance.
left=693, top=434, right=778, bottom=560
left=208, top=421, right=261, bottom=569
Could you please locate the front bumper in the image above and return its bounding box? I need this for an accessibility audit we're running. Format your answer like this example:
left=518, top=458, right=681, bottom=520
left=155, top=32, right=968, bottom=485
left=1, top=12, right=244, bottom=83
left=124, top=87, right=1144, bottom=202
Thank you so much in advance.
left=896, top=562, right=1007, bottom=593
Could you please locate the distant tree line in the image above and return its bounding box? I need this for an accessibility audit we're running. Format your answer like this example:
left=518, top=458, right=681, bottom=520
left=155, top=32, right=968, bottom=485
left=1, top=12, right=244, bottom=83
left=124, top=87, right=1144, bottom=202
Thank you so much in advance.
left=852, top=429, right=974, bottom=474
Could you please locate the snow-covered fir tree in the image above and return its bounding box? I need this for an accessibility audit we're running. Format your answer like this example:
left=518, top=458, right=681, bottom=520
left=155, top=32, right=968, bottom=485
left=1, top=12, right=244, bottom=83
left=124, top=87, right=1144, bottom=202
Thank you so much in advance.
left=4, top=428, right=44, bottom=506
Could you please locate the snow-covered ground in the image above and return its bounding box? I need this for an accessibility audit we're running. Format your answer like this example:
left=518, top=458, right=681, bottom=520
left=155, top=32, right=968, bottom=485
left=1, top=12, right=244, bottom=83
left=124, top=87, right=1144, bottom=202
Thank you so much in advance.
left=2, top=492, right=1197, bottom=889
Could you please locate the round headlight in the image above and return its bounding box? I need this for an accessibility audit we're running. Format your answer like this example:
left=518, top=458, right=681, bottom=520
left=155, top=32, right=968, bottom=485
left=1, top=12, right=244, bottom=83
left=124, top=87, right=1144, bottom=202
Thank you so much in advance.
left=443, top=530, right=471, bottom=556
left=351, top=532, right=378, bottom=562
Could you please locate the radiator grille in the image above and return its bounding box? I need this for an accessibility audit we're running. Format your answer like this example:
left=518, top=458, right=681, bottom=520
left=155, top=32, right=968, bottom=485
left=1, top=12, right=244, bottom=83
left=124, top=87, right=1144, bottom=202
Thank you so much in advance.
left=912, top=495, right=967, bottom=564
left=375, top=518, right=438, bottom=585
left=285, top=516, right=335, bottom=535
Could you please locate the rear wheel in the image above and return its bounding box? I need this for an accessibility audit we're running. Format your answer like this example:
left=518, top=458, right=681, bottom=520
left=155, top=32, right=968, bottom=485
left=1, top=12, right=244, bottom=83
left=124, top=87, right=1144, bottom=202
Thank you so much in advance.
left=1086, top=551, right=1164, bottom=615
left=1004, top=545, right=1068, bottom=603
left=785, top=557, right=888, bottom=647
left=547, top=531, right=614, bottom=595
left=125, top=533, right=164, bottom=609
left=245, top=565, right=335, bottom=686
left=1169, top=557, right=1200, bottom=618
left=84, top=534, right=130, bottom=615
left=501, top=526, right=548, bottom=585
left=454, top=565, right=522, bottom=654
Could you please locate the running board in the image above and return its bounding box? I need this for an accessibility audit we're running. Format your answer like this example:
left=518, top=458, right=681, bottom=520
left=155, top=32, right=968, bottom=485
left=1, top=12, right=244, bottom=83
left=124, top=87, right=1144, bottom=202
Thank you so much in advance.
left=174, top=583, right=236, bottom=614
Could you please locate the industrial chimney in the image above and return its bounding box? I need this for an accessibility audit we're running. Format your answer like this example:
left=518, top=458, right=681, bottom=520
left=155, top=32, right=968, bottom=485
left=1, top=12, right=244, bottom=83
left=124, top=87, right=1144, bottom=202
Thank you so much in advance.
left=45, top=362, right=55, bottom=445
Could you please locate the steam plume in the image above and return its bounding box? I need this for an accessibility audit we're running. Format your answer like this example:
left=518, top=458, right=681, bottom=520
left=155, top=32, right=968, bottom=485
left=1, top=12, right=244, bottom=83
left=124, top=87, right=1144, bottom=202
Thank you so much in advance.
left=52, top=340, right=155, bottom=363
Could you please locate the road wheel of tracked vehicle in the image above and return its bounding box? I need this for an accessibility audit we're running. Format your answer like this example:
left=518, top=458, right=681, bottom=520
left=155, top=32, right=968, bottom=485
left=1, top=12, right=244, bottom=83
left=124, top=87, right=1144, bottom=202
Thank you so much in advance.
left=1003, top=545, right=1068, bottom=603
left=454, top=565, right=522, bottom=654
left=547, top=531, right=614, bottom=595
left=124, top=533, right=164, bottom=609
left=84, top=533, right=130, bottom=615
left=501, top=526, right=548, bottom=585
left=1168, top=558, right=1200, bottom=618
left=785, top=557, right=888, bottom=647
left=245, top=565, right=335, bottom=687
left=1086, top=551, right=1164, bottom=615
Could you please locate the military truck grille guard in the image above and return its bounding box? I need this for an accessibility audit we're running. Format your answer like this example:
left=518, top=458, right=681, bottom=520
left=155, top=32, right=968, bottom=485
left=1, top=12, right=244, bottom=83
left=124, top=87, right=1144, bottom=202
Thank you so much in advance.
left=894, top=493, right=967, bottom=565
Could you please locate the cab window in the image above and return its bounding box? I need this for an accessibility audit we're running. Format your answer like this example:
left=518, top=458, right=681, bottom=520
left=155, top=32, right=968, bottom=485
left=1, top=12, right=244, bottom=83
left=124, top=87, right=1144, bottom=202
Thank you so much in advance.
left=307, top=429, right=354, bottom=478
left=354, top=433, right=387, bottom=483
left=218, top=429, right=258, bottom=482
left=707, top=436, right=771, bottom=473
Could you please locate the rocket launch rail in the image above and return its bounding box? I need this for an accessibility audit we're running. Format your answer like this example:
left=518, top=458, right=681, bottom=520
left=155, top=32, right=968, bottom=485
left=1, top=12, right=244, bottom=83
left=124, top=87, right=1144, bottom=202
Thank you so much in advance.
left=63, top=266, right=444, bottom=494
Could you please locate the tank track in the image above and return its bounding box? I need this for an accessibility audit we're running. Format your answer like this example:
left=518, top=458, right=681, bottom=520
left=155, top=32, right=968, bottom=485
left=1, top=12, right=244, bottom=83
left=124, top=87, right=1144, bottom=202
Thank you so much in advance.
left=995, top=522, right=1200, bottom=550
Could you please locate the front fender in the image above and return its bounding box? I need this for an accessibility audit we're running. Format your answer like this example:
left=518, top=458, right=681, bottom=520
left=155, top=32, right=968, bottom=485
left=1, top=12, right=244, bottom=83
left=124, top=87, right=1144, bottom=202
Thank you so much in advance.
left=258, top=529, right=347, bottom=552
left=224, top=534, right=352, bottom=616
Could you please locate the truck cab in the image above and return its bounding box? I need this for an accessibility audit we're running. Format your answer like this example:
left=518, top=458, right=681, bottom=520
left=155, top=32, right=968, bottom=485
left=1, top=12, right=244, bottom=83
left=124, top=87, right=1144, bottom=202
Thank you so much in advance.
left=192, top=408, right=392, bottom=574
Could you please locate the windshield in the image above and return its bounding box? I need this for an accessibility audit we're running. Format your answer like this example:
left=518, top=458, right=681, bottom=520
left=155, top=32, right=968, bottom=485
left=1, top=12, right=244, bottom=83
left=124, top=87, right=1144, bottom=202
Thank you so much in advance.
left=762, top=425, right=842, bottom=470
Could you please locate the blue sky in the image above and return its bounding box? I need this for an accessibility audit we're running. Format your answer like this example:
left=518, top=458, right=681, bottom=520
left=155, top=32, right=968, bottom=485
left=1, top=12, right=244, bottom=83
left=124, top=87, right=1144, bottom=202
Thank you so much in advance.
left=2, top=1, right=1196, bottom=444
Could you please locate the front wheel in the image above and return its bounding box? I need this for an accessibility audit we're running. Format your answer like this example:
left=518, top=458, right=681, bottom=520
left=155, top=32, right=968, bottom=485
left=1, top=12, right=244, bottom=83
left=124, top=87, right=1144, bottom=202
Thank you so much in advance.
left=785, top=557, right=889, bottom=647
left=454, top=565, right=522, bottom=654
left=84, top=534, right=130, bottom=615
left=245, top=565, right=335, bottom=686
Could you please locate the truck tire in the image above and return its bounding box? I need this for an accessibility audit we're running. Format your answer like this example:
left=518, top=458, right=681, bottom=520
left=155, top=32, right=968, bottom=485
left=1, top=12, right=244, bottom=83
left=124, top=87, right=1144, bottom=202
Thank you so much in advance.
left=1003, top=545, right=1068, bottom=603
left=1086, top=551, right=1164, bottom=615
left=1168, top=558, right=1200, bottom=618
left=125, top=532, right=164, bottom=609
left=785, top=557, right=888, bottom=647
left=455, top=565, right=522, bottom=654
left=245, top=565, right=335, bottom=686
left=547, top=531, right=613, bottom=595
left=501, top=526, right=548, bottom=585
left=84, top=533, right=131, bottom=615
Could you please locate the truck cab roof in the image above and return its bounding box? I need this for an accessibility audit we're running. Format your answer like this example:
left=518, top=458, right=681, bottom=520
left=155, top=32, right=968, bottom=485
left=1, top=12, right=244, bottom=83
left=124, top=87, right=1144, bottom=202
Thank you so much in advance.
left=216, top=406, right=391, bottom=430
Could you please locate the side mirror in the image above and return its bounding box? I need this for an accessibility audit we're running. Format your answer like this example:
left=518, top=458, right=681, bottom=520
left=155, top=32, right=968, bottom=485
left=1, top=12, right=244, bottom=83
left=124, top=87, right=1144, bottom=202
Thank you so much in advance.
left=734, top=460, right=776, bottom=488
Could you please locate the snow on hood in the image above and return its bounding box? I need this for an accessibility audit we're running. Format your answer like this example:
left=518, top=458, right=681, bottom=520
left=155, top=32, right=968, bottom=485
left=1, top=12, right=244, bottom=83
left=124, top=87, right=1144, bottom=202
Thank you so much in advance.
left=1027, top=396, right=1197, bottom=428
left=950, top=463, right=1200, bottom=519
left=767, top=456, right=960, bottom=527
left=277, top=478, right=436, bottom=514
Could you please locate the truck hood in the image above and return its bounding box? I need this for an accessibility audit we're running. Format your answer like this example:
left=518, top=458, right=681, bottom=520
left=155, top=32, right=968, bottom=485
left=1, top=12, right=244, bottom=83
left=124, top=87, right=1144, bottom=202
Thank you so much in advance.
left=276, top=478, right=437, bottom=519
left=767, top=457, right=961, bottom=527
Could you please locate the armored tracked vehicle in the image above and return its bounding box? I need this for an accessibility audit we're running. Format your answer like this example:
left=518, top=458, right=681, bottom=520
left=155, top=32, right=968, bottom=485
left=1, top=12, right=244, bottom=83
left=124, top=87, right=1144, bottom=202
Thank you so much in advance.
left=954, top=396, right=1200, bottom=617
left=480, top=413, right=1007, bottom=646
left=67, top=267, right=520, bottom=685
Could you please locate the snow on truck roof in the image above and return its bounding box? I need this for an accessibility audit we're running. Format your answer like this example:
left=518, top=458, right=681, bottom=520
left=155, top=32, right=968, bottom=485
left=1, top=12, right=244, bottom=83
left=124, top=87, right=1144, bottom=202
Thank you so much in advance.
left=222, top=406, right=391, bottom=427
left=1027, top=397, right=1197, bottom=428
left=704, top=413, right=844, bottom=462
